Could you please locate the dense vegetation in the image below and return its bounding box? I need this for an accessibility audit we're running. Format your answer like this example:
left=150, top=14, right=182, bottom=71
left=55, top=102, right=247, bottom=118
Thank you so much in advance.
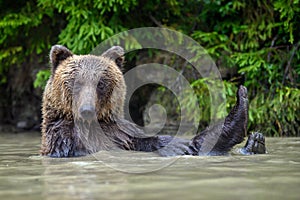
left=0, top=0, right=299, bottom=136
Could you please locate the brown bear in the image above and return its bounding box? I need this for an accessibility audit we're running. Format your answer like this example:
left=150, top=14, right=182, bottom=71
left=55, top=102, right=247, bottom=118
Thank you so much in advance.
left=40, top=45, right=266, bottom=157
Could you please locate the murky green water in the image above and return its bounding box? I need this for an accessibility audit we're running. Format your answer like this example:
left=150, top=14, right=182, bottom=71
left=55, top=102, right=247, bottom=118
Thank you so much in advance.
left=0, top=132, right=299, bottom=200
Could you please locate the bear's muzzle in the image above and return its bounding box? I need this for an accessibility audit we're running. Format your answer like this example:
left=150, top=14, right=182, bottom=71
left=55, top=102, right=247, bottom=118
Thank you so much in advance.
left=79, top=105, right=96, bottom=121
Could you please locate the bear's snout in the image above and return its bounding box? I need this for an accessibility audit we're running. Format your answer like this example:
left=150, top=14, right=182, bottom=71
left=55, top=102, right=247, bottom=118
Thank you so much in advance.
left=79, top=105, right=96, bottom=121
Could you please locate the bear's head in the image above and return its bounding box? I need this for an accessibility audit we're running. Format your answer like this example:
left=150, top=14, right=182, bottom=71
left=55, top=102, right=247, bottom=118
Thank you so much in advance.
left=43, top=45, right=126, bottom=123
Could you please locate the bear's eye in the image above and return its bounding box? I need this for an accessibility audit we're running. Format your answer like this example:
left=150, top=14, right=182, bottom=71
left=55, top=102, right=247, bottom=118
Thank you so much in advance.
left=97, top=81, right=105, bottom=91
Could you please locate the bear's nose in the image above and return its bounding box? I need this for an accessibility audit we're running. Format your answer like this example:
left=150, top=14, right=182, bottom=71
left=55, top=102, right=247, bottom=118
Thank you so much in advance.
left=79, top=105, right=96, bottom=121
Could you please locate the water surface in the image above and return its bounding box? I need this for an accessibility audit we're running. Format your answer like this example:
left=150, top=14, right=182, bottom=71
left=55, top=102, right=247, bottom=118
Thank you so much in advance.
left=0, top=132, right=299, bottom=200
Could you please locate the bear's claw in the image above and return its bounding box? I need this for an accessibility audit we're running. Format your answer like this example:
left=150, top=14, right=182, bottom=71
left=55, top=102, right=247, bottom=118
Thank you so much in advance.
left=240, top=132, right=266, bottom=155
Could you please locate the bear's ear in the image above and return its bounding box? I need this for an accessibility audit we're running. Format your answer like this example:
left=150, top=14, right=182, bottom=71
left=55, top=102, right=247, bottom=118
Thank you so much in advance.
left=50, top=45, right=73, bottom=74
left=101, top=46, right=125, bottom=69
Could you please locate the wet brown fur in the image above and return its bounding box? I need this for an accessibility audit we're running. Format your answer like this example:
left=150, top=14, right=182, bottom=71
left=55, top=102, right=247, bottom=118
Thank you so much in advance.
left=41, top=45, right=265, bottom=157
left=41, top=47, right=128, bottom=156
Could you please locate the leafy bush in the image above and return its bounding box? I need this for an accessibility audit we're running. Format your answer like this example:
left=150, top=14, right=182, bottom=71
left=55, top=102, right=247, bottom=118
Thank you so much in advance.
left=0, top=0, right=299, bottom=135
left=191, top=0, right=300, bottom=136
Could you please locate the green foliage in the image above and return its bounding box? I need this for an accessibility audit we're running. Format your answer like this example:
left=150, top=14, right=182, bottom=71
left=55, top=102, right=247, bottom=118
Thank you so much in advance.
left=191, top=0, right=300, bottom=136
left=0, top=0, right=58, bottom=85
left=249, top=86, right=300, bottom=136
left=34, top=69, right=51, bottom=89
left=182, top=78, right=238, bottom=130
left=0, top=0, right=299, bottom=136
left=274, top=0, right=300, bottom=43
left=37, top=0, right=138, bottom=53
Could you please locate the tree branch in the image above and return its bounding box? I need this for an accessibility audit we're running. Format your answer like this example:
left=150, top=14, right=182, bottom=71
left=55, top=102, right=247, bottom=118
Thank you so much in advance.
left=149, top=13, right=162, bottom=27
left=282, top=41, right=300, bottom=85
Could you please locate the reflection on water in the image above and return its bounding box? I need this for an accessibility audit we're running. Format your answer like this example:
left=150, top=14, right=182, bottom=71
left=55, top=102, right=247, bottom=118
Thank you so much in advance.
left=0, top=132, right=299, bottom=200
